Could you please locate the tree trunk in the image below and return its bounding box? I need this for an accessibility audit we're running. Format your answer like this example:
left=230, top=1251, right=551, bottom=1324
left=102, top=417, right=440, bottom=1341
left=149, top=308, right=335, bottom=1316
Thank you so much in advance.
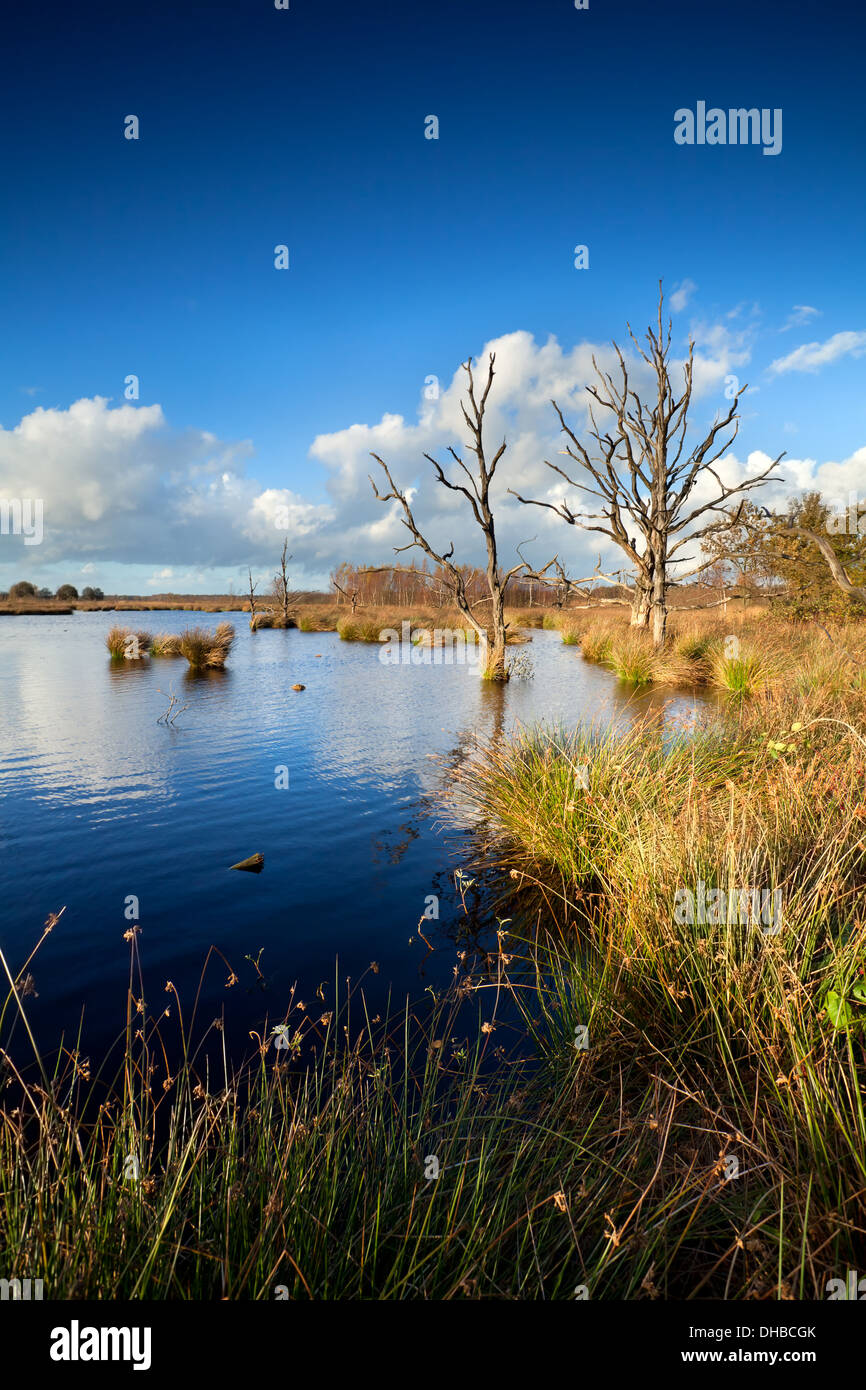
left=482, top=585, right=509, bottom=681
left=482, top=629, right=508, bottom=681
left=630, top=588, right=651, bottom=628
left=651, top=566, right=667, bottom=649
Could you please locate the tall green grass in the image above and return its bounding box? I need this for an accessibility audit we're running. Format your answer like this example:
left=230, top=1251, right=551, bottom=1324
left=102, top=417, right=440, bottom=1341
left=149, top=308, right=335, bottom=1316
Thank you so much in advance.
left=441, top=680, right=866, bottom=1299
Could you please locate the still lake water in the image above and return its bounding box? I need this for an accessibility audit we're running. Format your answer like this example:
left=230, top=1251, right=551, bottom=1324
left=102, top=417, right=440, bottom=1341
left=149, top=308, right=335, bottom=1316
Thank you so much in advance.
left=0, top=612, right=706, bottom=1064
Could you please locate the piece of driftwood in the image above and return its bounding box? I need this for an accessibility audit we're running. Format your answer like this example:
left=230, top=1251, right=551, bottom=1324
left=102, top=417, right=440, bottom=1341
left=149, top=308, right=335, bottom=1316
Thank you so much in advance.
left=229, top=853, right=264, bottom=873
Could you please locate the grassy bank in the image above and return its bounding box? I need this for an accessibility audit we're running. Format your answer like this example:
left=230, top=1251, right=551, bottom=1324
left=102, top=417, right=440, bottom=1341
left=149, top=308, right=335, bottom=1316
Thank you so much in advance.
left=441, top=630, right=866, bottom=1297
left=555, top=608, right=866, bottom=695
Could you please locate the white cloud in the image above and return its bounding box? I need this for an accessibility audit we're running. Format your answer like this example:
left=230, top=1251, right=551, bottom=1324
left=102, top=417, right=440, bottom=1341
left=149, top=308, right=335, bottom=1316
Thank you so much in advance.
left=670, top=278, right=698, bottom=312
left=780, top=304, right=820, bottom=332
left=4, top=323, right=857, bottom=589
left=769, top=330, right=866, bottom=375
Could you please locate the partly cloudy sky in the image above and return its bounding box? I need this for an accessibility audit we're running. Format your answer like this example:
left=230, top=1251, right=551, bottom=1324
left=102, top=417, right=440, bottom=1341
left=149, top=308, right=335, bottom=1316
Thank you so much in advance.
left=1, top=0, right=864, bottom=593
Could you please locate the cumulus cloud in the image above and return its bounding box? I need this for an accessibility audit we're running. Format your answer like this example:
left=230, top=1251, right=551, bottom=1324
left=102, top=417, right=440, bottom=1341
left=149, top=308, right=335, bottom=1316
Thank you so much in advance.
left=1, top=325, right=860, bottom=590
left=670, top=278, right=698, bottom=312
left=0, top=395, right=331, bottom=578
left=769, top=330, right=866, bottom=375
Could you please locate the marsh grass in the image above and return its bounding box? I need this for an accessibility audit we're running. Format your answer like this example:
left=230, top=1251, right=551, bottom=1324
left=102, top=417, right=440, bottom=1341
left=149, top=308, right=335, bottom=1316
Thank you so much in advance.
left=180, top=622, right=236, bottom=670
left=2, top=922, right=708, bottom=1300
left=708, top=640, right=785, bottom=697
left=605, top=633, right=656, bottom=685
left=576, top=622, right=614, bottom=664
left=149, top=632, right=182, bottom=657
left=105, top=625, right=152, bottom=659
left=337, top=615, right=390, bottom=642
left=564, top=610, right=866, bottom=699
left=441, top=673, right=866, bottom=1297
left=251, top=610, right=296, bottom=631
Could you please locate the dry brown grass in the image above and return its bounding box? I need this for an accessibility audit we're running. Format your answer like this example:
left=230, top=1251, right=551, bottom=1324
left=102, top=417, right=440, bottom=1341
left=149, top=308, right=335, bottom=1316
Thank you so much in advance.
left=557, top=607, right=866, bottom=694
left=149, top=632, right=183, bottom=657
left=179, top=622, right=236, bottom=670
left=105, top=625, right=152, bottom=658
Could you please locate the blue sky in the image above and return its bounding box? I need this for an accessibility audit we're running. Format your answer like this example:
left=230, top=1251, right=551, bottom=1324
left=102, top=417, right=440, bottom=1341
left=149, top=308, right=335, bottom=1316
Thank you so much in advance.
left=1, top=0, right=865, bottom=592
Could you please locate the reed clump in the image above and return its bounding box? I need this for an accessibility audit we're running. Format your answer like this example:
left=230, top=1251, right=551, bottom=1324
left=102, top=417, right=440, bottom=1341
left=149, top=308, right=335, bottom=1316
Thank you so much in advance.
left=251, top=610, right=296, bottom=631
left=179, top=622, right=235, bottom=670
left=337, top=615, right=390, bottom=642
left=576, top=621, right=614, bottom=664
left=149, top=632, right=182, bottom=657
left=105, top=625, right=152, bottom=658
left=605, top=632, right=656, bottom=685
left=707, top=638, right=785, bottom=696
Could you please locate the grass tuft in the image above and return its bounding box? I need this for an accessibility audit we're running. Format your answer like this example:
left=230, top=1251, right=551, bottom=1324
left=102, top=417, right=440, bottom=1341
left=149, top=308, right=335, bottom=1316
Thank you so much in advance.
left=180, top=622, right=235, bottom=670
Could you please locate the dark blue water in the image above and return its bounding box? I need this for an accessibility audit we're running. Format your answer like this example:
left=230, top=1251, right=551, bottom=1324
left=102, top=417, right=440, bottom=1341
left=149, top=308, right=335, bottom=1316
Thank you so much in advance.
left=0, top=612, right=706, bottom=1065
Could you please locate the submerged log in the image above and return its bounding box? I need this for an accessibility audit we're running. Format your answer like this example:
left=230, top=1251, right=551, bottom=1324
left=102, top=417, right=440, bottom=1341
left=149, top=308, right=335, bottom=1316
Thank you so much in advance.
left=229, top=853, right=264, bottom=873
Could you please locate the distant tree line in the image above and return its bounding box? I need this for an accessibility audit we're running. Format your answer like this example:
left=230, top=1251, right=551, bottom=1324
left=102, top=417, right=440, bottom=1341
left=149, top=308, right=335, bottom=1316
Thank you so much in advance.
left=2, top=581, right=104, bottom=601
left=329, top=559, right=555, bottom=611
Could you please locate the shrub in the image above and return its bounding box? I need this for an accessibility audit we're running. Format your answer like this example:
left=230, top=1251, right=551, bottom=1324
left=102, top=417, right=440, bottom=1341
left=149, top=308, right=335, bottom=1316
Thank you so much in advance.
left=56, top=584, right=79, bottom=600
left=9, top=581, right=35, bottom=599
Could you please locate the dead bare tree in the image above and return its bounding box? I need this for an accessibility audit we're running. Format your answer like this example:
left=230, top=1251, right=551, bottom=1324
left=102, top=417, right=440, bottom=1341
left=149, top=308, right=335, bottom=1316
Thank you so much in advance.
left=370, top=354, right=523, bottom=681
left=157, top=685, right=190, bottom=726
left=272, top=538, right=295, bottom=625
left=515, top=545, right=625, bottom=611
left=247, top=568, right=259, bottom=632
left=510, top=284, right=784, bottom=648
left=332, top=576, right=359, bottom=613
